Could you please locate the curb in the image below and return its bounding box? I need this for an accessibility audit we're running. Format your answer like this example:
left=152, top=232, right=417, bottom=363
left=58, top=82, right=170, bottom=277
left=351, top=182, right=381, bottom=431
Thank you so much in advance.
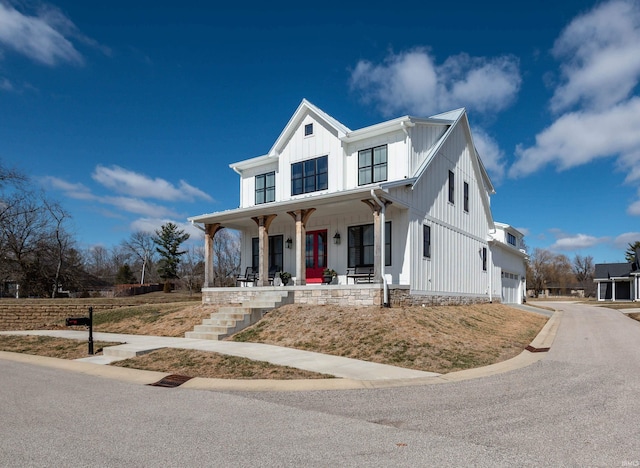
left=0, top=310, right=562, bottom=392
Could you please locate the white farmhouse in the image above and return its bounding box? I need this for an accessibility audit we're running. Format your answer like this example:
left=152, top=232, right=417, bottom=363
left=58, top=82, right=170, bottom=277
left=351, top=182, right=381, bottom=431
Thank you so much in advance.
left=189, top=99, right=527, bottom=306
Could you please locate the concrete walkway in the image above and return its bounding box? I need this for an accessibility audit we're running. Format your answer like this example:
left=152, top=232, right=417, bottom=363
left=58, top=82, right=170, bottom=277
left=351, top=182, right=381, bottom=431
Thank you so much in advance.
left=0, top=329, right=438, bottom=381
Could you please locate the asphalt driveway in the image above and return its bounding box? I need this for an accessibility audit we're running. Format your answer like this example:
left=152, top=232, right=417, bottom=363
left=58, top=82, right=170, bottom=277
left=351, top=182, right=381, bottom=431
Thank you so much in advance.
left=1, top=301, right=639, bottom=466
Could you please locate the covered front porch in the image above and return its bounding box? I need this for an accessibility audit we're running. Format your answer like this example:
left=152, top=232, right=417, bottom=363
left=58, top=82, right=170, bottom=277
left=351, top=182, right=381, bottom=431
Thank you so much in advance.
left=190, top=187, right=409, bottom=306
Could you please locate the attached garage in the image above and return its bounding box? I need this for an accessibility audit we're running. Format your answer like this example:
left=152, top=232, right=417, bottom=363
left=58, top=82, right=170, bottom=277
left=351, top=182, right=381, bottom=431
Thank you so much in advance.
left=501, top=271, right=521, bottom=304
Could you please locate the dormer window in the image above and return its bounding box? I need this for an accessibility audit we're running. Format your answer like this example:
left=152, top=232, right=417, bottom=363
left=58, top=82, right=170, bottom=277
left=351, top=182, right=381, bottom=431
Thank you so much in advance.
left=304, top=123, right=313, bottom=136
left=507, top=232, right=517, bottom=246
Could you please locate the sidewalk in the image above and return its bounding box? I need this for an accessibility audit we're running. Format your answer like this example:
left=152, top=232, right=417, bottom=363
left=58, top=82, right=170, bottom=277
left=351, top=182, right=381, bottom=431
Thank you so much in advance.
left=0, top=330, right=439, bottom=381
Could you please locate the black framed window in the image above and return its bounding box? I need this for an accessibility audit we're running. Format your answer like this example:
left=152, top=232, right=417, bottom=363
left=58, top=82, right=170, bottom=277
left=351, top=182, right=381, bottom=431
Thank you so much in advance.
left=348, top=222, right=391, bottom=267
left=423, top=225, right=431, bottom=258
left=507, top=233, right=516, bottom=246
left=251, top=235, right=283, bottom=271
left=255, top=171, right=275, bottom=204
left=358, top=145, right=387, bottom=185
left=463, top=181, right=469, bottom=212
left=291, top=155, right=328, bottom=195
left=482, top=247, right=487, bottom=271
left=448, top=170, right=455, bottom=204
left=304, top=123, right=313, bottom=136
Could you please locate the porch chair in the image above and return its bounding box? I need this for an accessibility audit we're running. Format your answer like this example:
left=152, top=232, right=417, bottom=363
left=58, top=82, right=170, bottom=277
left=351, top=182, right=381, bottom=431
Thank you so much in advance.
left=236, top=267, right=258, bottom=287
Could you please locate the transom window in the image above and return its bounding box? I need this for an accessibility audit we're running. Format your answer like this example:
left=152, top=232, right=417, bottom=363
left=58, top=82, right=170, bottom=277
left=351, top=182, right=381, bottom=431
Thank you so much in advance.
left=358, top=145, right=387, bottom=185
left=348, top=222, right=391, bottom=267
left=255, top=171, right=275, bottom=204
left=291, top=155, right=328, bottom=195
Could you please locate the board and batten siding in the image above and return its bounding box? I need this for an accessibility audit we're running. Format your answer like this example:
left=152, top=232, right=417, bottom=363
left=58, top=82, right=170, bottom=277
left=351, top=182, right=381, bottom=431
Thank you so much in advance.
left=408, top=123, right=449, bottom=175
left=408, top=122, right=491, bottom=296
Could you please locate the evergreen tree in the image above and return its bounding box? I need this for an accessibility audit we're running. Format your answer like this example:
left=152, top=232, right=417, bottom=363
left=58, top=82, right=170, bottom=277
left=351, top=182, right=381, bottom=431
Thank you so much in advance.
left=152, top=222, right=190, bottom=288
left=625, top=241, right=640, bottom=263
left=115, top=264, right=137, bottom=285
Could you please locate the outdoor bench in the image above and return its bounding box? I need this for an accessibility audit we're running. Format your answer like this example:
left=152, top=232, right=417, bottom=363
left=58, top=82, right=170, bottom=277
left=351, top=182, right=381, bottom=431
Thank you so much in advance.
left=346, top=266, right=374, bottom=284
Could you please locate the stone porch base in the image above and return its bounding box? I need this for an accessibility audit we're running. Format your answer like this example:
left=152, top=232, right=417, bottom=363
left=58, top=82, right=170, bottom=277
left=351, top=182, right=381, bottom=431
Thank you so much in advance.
left=201, top=284, right=493, bottom=308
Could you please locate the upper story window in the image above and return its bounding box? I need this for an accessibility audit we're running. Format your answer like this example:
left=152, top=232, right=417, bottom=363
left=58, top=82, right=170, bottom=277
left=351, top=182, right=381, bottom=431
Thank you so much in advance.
left=255, top=171, right=275, bottom=204
left=463, top=181, right=469, bottom=212
left=291, top=155, right=328, bottom=195
left=507, top=232, right=517, bottom=246
left=304, top=123, right=313, bottom=136
left=448, top=170, right=455, bottom=204
left=358, top=145, right=387, bottom=185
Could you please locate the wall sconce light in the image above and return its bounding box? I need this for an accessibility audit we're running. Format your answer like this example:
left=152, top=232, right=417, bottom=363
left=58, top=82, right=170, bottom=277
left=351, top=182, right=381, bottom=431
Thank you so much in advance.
left=333, top=232, right=341, bottom=245
left=285, top=237, right=292, bottom=249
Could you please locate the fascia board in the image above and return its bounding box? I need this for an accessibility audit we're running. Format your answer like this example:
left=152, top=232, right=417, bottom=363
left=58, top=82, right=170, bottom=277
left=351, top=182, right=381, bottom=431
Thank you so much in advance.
left=229, top=154, right=276, bottom=172
left=189, top=186, right=381, bottom=225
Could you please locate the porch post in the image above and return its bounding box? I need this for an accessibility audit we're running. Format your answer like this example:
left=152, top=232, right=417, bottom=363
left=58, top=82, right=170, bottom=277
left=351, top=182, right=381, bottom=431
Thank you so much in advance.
left=288, top=209, right=315, bottom=286
left=362, top=198, right=391, bottom=285
left=204, top=223, right=223, bottom=288
left=252, top=215, right=276, bottom=287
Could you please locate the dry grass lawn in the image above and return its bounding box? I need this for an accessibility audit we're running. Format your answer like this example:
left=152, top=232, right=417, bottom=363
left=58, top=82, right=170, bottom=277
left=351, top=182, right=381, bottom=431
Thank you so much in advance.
left=232, top=303, right=547, bottom=373
left=0, top=335, right=121, bottom=360
left=1, top=299, right=548, bottom=378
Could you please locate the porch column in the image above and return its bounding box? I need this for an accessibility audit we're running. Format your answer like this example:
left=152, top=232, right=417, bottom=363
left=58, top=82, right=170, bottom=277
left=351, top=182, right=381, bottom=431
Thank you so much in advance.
left=361, top=198, right=391, bottom=284
left=252, top=214, right=276, bottom=287
left=204, top=223, right=224, bottom=288
left=612, top=281, right=616, bottom=301
left=288, top=208, right=315, bottom=286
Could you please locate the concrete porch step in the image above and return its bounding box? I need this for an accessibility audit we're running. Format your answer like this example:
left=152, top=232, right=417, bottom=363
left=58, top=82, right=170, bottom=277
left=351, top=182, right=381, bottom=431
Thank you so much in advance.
left=185, top=331, right=227, bottom=340
left=186, top=291, right=292, bottom=341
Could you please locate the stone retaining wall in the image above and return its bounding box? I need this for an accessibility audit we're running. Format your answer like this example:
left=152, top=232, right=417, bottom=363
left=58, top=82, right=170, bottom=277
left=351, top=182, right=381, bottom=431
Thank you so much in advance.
left=0, top=302, right=133, bottom=331
left=389, top=286, right=494, bottom=307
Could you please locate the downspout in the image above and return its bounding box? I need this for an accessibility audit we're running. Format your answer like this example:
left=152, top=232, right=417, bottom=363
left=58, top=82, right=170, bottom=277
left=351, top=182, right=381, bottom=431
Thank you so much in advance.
left=370, top=189, right=389, bottom=307
left=487, top=229, right=496, bottom=303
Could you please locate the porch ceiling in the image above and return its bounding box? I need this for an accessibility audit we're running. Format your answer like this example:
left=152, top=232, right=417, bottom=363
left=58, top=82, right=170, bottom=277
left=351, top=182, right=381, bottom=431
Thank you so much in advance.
left=189, top=186, right=408, bottom=230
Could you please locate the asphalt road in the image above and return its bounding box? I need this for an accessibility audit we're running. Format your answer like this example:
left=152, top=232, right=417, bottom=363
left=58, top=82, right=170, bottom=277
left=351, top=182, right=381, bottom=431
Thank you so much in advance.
left=2, top=302, right=640, bottom=466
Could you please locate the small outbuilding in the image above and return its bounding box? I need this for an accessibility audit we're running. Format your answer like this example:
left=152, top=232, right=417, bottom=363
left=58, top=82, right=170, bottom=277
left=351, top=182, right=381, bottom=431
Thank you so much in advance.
left=594, top=252, right=640, bottom=302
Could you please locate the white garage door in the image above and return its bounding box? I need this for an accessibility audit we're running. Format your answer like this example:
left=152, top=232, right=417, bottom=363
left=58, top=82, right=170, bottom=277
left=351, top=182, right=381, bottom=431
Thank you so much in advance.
left=502, top=272, right=520, bottom=304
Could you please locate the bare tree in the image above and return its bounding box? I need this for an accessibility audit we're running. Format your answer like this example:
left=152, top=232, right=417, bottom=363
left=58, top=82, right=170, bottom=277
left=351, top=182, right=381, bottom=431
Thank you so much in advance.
left=573, top=254, right=595, bottom=297
left=180, top=244, right=204, bottom=295
left=213, top=229, right=241, bottom=286
left=122, top=231, right=156, bottom=285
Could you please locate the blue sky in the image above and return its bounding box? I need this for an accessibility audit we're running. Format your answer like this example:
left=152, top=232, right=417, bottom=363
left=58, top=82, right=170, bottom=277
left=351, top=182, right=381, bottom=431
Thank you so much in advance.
left=1, top=0, right=639, bottom=263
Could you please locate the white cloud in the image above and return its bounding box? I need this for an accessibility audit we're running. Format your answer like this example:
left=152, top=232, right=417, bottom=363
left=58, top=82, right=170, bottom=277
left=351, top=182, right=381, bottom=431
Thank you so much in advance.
left=472, top=128, right=505, bottom=182
left=349, top=48, right=521, bottom=117
left=510, top=0, right=640, bottom=217
left=614, top=232, right=640, bottom=249
left=130, top=217, right=203, bottom=241
left=549, top=233, right=605, bottom=251
left=550, top=0, right=640, bottom=113
left=102, top=196, right=180, bottom=218
left=0, top=1, right=83, bottom=66
left=41, top=175, right=94, bottom=200
left=92, top=165, right=213, bottom=202
left=0, top=76, right=13, bottom=91
left=509, top=97, right=640, bottom=178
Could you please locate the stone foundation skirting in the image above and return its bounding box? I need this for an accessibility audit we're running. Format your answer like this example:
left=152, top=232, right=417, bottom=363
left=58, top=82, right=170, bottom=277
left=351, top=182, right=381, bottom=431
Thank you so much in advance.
left=389, top=286, right=494, bottom=307
left=202, top=285, right=494, bottom=308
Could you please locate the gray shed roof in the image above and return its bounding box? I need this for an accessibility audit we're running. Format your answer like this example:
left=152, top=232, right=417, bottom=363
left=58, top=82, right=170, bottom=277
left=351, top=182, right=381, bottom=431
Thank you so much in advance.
left=594, top=263, right=636, bottom=279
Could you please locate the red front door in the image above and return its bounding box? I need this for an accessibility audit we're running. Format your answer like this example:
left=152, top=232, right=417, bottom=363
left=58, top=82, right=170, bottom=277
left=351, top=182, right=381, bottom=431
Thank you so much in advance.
left=305, top=230, right=327, bottom=283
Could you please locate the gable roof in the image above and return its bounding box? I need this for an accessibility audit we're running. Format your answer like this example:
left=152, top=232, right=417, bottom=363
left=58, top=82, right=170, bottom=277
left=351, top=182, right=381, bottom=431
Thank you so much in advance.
left=409, top=108, right=496, bottom=230
left=268, top=99, right=351, bottom=157
left=594, top=263, right=637, bottom=279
